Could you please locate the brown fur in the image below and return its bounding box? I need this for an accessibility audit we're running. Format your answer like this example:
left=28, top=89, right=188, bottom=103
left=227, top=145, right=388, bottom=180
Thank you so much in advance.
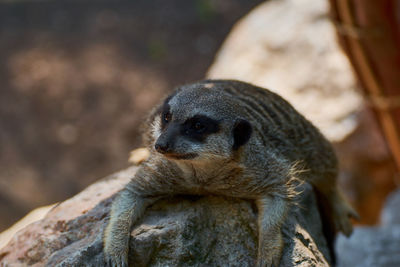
left=103, top=80, right=357, bottom=267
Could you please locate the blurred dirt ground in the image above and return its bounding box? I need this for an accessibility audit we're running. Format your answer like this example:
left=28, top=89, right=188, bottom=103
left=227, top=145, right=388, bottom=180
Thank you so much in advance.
left=0, top=0, right=263, bottom=231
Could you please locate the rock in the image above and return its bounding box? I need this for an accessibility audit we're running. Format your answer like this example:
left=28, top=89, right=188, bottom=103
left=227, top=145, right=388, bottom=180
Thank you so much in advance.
left=207, top=0, right=362, bottom=142
left=336, top=189, right=400, bottom=267
left=129, top=148, right=151, bottom=165
left=0, top=167, right=332, bottom=267
left=381, top=188, right=400, bottom=226
left=0, top=167, right=135, bottom=267
left=336, top=226, right=400, bottom=267
left=0, top=204, right=55, bottom=250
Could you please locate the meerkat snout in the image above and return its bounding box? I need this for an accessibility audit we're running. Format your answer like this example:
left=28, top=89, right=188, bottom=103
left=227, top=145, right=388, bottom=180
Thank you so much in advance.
left=154, top=122, right=197, bottom=159
left=154, top=142, right=170, bottom=154
left=154, top=125, right=176, bottom=154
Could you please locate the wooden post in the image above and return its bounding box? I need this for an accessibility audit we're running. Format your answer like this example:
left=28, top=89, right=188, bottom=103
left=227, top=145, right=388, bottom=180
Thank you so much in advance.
left=329, top=0, right=400, bottom=174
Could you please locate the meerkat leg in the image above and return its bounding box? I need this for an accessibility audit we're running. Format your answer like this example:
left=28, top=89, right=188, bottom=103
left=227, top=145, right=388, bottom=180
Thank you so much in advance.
left=311, top=174, right=359, bottom=236
left=325, top=186, right=358, bottom=236
left=256, top=196, right=289, bottom=267
left=103, top=187, right=158, bottom=267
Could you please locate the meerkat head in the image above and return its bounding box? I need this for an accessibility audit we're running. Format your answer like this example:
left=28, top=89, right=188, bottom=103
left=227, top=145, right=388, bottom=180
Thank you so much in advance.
left=150, top=81, right=253, bottom=163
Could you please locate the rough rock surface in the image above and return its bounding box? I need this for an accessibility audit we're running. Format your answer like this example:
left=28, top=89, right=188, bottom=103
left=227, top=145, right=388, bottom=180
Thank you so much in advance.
left=336, top=188, right=400, bottom=267
left=0, top=167, right=332, bottom=267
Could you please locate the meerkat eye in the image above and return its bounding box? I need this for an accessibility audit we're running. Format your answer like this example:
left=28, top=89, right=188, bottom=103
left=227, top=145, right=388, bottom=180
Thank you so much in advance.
left=163, top=111, right=172, bottom=123
left=192, top=121, right=205, bottom=132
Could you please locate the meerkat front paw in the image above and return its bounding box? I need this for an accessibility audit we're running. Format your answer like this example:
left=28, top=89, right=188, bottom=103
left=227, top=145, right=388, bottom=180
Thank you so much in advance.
left=256, top=254, right=281, bottom=267
left=257, top=231, right=283, bottom=267
left=103, top=226, right=130, bottom=267
left=332, top=192, right=359, bottom=236
left=333, top=200, right=359, bottom=236
left=103, top=243, right=129, bottom=267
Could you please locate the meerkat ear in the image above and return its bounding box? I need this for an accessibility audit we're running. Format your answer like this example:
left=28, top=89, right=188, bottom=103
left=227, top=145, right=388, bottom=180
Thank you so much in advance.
left=232, top=119, right=252, bottom=150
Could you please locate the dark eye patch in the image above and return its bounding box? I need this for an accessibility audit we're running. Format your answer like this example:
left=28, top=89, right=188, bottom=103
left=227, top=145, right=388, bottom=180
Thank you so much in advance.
left=181, top=115, right=220, bottom=142
left=158, top=91, right=178, bottom=130
left=160, top=103, right=171, bottom=130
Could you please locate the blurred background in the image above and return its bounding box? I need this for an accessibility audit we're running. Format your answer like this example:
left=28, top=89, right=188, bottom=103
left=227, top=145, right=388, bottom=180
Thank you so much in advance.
left=0, top=0, right=266, bottom=231
left=0, top=0, right=399, bottom=241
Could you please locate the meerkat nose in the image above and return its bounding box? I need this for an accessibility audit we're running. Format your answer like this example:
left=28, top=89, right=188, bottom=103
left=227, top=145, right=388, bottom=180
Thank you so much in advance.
left=155, top=142, right=170, bottom=154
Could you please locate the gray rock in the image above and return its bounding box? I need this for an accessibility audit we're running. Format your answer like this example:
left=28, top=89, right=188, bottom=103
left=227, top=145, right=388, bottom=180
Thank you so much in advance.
left=336, top=226, right=400, bottom=267
left=336, top=188, right=400, bottom=267
left=0, top=167, right=332, bottom=267
left=381, top=188, right=400, bottom=226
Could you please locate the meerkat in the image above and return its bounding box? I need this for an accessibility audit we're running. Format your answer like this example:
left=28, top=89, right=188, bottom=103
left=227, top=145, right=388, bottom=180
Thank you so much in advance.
left=103, top=80, right=358, bottom=267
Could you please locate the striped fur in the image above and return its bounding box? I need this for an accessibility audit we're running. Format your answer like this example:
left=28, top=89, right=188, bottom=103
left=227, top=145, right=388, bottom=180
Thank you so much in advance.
left=103, top=80, right=357, bottom=267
